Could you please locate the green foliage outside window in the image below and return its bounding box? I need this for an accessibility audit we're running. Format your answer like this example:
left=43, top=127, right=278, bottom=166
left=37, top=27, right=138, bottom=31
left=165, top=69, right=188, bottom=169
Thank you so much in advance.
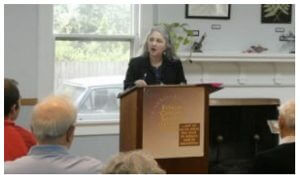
left=55, top=41, right=130, bottom=62
left=54, top=5, right=132, bottom=62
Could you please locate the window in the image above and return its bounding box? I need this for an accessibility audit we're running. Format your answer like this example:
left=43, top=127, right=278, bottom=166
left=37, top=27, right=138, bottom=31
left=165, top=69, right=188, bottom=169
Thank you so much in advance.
left=78, top=87, right=123, bottom=120
left=53, top=5, right=137, bottom=122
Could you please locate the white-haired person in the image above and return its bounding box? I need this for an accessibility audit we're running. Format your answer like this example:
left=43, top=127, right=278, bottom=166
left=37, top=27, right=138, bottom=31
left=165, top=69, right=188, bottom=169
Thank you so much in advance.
left=5, top=95, right=102, bottom=174
left=123, top=25, right=187, bottom=90
left=102, top=150, right=166, bottom=174
left=253, top=99, right=295, bottom=173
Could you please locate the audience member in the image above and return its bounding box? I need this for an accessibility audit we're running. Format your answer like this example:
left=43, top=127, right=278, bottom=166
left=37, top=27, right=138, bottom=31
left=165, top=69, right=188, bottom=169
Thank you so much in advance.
left=102, top=150, right=165, bottom=174
left=5, top=95, right=102, bottom=174
left=253, top=99, right=295, bottom=173
left=4, top=78, right=37, bottom=161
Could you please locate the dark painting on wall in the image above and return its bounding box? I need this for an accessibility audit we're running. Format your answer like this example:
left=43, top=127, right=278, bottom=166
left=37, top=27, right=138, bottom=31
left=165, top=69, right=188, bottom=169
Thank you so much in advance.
left=261, top=4, right=292, bottom=23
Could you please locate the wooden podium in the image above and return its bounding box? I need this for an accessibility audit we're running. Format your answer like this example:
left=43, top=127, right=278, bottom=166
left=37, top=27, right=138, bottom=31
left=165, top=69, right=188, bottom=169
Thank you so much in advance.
left=119, top=84, right=220, bottom=173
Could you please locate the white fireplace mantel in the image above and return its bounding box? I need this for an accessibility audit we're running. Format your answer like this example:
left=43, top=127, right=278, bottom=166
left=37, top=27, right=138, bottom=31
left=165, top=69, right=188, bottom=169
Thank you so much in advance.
left=180, top=52, right=295, bottom=88
left=178, top=52, right=295, bottom=63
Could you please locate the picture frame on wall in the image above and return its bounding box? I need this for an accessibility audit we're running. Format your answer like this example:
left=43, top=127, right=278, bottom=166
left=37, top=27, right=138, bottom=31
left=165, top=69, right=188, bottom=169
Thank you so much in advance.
left=185, top=4, right=231, bottom=19
left=261, top=4, right=292, bottom=23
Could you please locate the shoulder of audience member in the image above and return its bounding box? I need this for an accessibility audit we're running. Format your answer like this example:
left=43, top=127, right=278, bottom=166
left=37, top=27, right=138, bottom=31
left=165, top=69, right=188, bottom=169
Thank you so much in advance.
left=14, top=125, right=37, bottom=145
left=13, top=124, right=32, bottom=134
left=72, top=156, right=103, bottom=172
left=75, top=155, right=102, bottom=163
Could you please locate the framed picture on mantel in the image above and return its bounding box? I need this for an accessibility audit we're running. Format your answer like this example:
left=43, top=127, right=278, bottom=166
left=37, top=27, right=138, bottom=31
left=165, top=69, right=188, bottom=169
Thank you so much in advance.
left=185, top=4, right=231, bottom=19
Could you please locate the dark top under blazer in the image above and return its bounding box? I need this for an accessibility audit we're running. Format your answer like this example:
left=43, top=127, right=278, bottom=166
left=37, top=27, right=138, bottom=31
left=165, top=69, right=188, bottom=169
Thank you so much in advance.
left=124, top=55, right=187, bottom=89
left=253, top=142, right=295, bottom=174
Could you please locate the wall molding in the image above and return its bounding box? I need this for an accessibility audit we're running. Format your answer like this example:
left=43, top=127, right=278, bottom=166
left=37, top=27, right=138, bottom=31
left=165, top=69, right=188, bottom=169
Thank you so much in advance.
left=179, top=52, right=294, bottom=63
left=182, top=53, right=295, bottom=87
left=74, top=120, right=119, bottom=136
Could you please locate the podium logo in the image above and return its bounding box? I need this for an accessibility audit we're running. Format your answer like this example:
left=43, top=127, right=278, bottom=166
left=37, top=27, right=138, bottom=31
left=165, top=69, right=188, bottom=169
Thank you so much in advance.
left=159, top=104, right=183, bottom=130
left=179, top=123, right=200, bottom=146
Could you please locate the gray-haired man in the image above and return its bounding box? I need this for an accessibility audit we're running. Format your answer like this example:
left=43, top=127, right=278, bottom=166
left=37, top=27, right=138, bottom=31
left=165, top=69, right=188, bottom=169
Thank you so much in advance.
left=5, top=95, right=102, bottom=174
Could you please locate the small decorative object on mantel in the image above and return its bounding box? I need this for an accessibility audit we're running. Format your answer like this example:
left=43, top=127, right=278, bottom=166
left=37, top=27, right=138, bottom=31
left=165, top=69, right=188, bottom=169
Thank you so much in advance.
left=191, top=32, right=207, bottom=53
left=243, top=45, right=268, bottom=53
left=186, top=32, right=207, bottom=64
left=279, top=31, right=295, bottom=53
left=261, top=4, right=292, bottom=24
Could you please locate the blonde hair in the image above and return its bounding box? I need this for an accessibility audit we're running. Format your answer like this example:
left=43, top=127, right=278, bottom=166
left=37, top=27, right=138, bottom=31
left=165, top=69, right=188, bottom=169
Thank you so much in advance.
left=102, top=150, right=165, bottom=174
left=279, top=99, right=295, bottom=129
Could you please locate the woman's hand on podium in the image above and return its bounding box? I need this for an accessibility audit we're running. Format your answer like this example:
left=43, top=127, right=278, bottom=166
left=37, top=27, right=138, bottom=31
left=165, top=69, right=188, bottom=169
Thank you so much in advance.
left=134, top=79, right=148, bottom=87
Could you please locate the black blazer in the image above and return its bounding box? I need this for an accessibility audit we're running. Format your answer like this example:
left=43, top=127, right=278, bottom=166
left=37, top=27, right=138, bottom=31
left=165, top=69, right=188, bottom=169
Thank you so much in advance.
left=124, top=55, right=187, bottom=89
left=253, top=142, right=295, bottom=174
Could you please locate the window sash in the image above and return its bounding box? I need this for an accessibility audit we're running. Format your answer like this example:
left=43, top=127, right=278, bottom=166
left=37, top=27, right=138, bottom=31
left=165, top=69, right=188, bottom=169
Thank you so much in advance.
left=54, top=34, right=135, bottom=42
left=53, top=4, right=140, bottom=57
left=53, top=5, right=137, bottom=126
left=54, top=34, right=135, bottom=58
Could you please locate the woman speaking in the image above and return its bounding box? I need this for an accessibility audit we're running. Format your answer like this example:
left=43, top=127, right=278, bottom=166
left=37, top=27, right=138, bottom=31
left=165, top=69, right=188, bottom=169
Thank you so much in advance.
left=124, top=25, right=187, bottom=90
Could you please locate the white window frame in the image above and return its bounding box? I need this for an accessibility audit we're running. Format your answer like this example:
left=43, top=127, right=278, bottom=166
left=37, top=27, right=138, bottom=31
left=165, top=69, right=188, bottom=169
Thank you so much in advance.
left=38, top=4, right=140, bottom=136
left=54, top=4, right=139, bottom=135
left=38, top=4, right=154, bottom=136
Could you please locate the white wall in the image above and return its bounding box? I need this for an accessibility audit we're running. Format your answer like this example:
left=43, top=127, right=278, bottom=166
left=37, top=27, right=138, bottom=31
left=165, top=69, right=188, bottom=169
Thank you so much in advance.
left=4, top=5, right=40, bottom=131
left=156, top=4, right=295, bottom=53
left=5, top=4, right=295, bottom=102
left=4, top=5, right=39, bottom=98
left=153, top=4, right=295, bottom=103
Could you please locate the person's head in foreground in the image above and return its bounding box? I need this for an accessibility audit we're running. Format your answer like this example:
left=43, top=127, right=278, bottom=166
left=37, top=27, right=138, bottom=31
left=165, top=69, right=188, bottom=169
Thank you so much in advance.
left=31, top=95, right=77, bottom=148
left=278, top=99, right=295, bottom=139
left=102, top=150, right=165, bottom=174
left=4, top=78, right=21, bottom=120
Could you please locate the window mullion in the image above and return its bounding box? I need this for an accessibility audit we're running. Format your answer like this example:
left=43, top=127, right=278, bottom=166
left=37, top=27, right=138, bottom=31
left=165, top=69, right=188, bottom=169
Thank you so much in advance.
left=55, top=34, right=134, bottom=42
